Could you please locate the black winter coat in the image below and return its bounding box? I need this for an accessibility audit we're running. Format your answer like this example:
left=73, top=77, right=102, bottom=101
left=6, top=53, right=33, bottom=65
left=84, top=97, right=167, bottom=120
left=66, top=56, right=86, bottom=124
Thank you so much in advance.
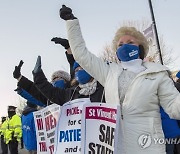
left=18, top=71, right=105, bottom=106
left=32, top=70, right=105, bottom=106
left=18, top=76, right=48, bottom=105
left=65, top=51, right=75, bottom=79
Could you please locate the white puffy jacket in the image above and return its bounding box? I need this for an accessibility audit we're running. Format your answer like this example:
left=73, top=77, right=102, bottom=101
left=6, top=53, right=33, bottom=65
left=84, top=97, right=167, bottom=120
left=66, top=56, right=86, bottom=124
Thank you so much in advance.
left=66, top=19, right=180, bottom=154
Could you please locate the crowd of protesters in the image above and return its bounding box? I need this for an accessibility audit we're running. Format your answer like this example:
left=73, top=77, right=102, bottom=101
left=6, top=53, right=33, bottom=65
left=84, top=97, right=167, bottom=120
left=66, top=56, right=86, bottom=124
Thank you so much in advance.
left=0, top=4, right=180, bottom=154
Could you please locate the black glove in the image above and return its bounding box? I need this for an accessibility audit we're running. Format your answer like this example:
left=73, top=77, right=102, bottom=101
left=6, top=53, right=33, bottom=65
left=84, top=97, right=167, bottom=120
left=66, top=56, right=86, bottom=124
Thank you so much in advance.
left=59, top=5, right=77, bottom=20
left=51, top=37, right=70, bottom=49
left=33, top=56, right=42, bottom=74
left=13, top=60, right=24, bottom=79
left=14, top=87, right=22, bottom=94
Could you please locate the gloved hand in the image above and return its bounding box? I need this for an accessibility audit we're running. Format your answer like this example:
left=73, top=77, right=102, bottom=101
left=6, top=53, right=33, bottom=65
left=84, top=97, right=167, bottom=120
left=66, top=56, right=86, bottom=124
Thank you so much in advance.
left=33, top=56, right=42, bottom=74
left=13, top=60, right=24, bottom=79
left=14, top=87, right=22, bottom=94
left=51, top=37, right=70, bottom=49
left=59, top=5, right=77, bottom=20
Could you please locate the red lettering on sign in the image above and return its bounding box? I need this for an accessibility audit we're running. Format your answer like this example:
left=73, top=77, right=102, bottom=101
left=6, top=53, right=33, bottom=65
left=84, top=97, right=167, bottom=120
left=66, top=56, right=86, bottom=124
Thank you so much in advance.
left=45, top=115, right=56, bottom=131
left=36, top=118, right=43, bottom=130
left=49, top=145, right=54, bottom=154
left=66, top=107, right=81, bottom=116
left=39, top=142, right=47, bottom=152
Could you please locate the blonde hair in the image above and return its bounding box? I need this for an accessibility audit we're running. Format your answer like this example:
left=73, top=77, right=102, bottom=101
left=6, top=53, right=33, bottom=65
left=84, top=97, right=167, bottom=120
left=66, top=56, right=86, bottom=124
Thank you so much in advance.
left=112, top=26, right=149, bottom=57
left=70, top=78, right=78, bottom=87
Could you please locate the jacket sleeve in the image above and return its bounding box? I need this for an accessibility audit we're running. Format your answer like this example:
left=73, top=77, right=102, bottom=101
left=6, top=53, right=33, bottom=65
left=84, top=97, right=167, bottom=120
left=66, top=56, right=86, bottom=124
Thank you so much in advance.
left=66, top=19, right=109, bottom=86
left=65, top=51, right=75, bottom=79
left=13, top=115, right=22, bottom=142
left=158, top=72, right=180, bottom=119
left=17, top=76, right=48, bottom=105
left=18, top=89, right=46, bottom=107
left=33, top=70, right=67, bottom=106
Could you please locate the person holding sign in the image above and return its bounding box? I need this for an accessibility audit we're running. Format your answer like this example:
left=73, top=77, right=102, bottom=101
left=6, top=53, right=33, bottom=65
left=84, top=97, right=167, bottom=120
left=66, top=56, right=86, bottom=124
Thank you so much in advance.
left=59, top=5, right=180, bottom=154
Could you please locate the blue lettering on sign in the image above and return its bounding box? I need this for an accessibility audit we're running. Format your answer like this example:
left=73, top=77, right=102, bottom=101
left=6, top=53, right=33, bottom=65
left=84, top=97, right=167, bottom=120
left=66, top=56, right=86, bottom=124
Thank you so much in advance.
left=59, top=129, right=81, bottom=142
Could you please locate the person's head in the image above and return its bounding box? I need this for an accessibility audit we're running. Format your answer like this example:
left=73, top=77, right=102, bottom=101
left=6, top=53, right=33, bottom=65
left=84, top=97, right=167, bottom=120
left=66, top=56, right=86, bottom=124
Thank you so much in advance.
left=73, top=62, right=93, bottom=84
left=176, top=71, right=180, bottom=83
left=1, top=116, right=6, bottom=123
left=51, top=70, right=71, bottom=89
left=112, top=26, right=149, bottom=62
left=7, top=105, right=17, bottom=118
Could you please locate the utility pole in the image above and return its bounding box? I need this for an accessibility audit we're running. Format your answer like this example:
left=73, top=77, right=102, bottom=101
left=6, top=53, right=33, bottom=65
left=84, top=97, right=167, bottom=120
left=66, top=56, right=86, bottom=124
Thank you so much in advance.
left=148, top=0, right=163, bottom=64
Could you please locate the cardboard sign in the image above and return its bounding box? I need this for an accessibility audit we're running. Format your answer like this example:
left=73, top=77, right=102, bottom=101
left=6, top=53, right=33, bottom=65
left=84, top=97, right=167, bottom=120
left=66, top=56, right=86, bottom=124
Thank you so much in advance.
left=54, top=98, right=90, bottom=154
left=33, top=110, right=48, bottom=154
left=33, top=104, right=61, bottom=154
left=81, top=103, right=120, bottom=154
left=42, top=104, right=60, bottom=154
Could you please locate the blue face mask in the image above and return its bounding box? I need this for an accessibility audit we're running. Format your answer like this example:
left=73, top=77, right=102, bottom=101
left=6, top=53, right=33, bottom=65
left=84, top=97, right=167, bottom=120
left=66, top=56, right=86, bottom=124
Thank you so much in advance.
left=75, top=70, right=92, bottom=84
left=116, top=44, right=140, bottom=62
left=52, top=80, right=66, bottom=89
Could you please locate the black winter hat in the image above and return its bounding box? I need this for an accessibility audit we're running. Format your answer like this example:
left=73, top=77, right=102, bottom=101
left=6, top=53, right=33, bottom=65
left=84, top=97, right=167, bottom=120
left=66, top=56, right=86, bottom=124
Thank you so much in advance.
left=8, top=106, right=17, bottom=111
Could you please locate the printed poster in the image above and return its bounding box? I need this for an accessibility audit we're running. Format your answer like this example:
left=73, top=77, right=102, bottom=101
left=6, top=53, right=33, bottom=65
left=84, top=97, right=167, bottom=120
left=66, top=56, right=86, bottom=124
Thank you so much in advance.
left=81, top=103, right=120, bottom=154
left=33, top=104, right=61, bottom=154
left=54, top=98, right=90, bottom=154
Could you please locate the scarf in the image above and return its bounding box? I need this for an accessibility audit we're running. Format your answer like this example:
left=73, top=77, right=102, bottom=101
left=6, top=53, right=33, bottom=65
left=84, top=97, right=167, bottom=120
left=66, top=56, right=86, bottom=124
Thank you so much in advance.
left=78, top=79, right=97, bottom=96
left=121, top=59, right=146, bottom=73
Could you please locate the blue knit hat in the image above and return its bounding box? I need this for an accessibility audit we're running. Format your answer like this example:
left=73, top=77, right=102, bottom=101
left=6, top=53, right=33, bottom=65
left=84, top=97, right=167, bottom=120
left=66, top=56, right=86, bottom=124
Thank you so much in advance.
left=73, top=62, right=80, bottom=70
left=176, top=71, right=180, bottom=79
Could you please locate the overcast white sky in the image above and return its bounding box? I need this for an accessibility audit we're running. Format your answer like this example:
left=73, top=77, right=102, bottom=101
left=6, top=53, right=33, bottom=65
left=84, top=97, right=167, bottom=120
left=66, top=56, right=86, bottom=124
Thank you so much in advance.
left=0, top=0, right=179, bottom=117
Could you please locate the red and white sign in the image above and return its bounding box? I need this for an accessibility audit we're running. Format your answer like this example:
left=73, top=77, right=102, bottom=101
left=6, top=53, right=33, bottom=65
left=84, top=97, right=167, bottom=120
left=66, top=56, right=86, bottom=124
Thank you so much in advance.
left=33, top=104, right=60, bottom=154
left=81, top=103, right=120, bottom=154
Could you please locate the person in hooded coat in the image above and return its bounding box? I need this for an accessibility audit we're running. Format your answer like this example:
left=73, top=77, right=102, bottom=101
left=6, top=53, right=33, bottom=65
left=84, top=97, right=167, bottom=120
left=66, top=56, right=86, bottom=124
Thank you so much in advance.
left=59, top=5, right=180, bottom=154
left=21, top=101, right=37, bottom=154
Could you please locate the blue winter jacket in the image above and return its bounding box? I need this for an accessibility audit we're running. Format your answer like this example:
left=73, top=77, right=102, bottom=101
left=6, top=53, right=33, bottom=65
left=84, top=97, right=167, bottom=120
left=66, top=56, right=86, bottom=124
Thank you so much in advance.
left=17, top=88, right=46, bottom=107
left=21, top=107, right=37, bottom=151
left=160, top=107, right=180, bottom=138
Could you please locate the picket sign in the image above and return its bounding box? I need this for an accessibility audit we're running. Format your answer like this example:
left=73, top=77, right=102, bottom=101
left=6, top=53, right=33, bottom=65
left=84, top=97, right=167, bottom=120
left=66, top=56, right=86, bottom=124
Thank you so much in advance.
left=33, top=104, right=61, bottom=154
left=81, top=103, right=120, bottom=154
left=33, top=110, right=47, bottom=154
left=54, top=98, right=91, bottom=154
left=42, top=104, right=61, bottom=154
left=34, top=99, right=121, bottom=154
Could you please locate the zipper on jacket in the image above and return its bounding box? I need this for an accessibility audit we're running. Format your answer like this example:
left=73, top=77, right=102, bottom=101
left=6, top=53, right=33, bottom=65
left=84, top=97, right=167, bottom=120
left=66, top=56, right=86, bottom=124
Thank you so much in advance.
left=120, top=102, right=123, bottom=120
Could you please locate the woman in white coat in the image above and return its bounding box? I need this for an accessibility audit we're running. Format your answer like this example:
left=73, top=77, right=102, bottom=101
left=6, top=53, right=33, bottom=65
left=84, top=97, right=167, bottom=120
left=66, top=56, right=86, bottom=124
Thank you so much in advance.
left=59, top=5, right=180, bottom=154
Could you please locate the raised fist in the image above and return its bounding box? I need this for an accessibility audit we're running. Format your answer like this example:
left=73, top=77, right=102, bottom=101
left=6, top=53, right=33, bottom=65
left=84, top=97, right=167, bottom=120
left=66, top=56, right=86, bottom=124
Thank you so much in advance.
left=59, top=5, right=77, bottom=20
left=51, top=37, right=70, bottom=49
left=33, top=56, right=42, bottom=74
left=13, top=60, right=24, bottom=79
